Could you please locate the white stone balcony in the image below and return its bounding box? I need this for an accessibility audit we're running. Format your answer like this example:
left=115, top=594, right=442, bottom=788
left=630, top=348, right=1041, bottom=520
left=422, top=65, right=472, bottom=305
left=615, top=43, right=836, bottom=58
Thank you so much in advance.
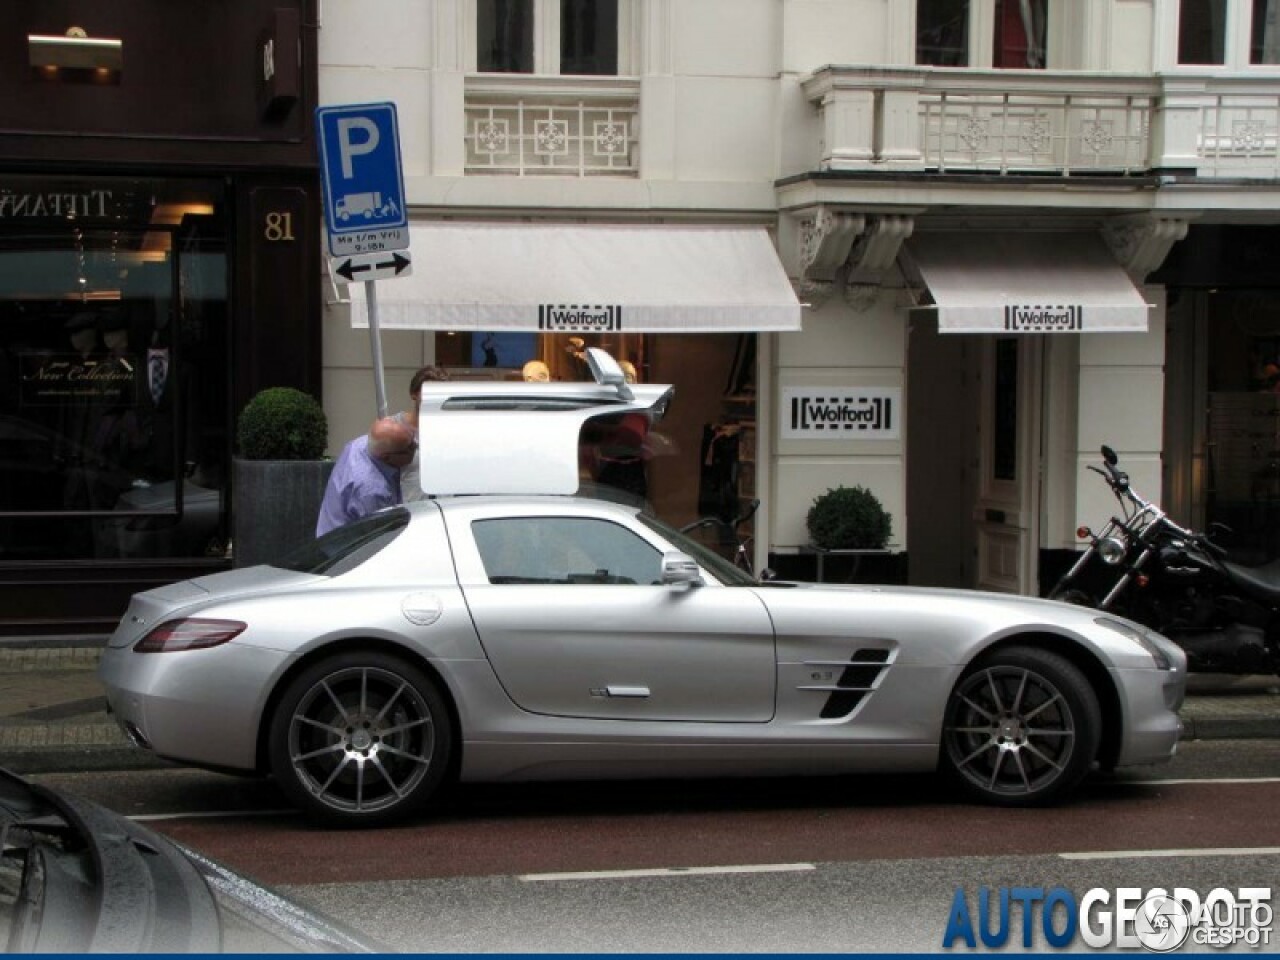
left=802, top=66, right=1280, bottom=179
left=464, top=75, right=640, bottom=177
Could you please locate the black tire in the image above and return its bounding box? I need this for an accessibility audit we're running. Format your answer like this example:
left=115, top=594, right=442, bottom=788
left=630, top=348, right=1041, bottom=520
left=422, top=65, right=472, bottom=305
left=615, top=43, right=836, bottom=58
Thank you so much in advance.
left=268, top=651, right=453, bottom=826
left=940, top=646, right=1101, bottom=807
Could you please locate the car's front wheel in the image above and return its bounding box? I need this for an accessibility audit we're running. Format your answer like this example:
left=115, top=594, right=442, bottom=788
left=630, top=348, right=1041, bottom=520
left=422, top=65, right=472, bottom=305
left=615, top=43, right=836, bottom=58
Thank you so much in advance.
left=941, top=646, right=1101, bottom=806
left=268, top=651, right=452, bottom=825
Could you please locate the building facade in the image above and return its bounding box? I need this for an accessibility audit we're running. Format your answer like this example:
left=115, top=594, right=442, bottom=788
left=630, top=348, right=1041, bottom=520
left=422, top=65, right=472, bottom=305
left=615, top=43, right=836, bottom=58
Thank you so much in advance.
left=0, top=2, right=322, bottom=633
left=11, top=0, right=1280, bottom=635
left=321, top=0, right=1280, bottom=594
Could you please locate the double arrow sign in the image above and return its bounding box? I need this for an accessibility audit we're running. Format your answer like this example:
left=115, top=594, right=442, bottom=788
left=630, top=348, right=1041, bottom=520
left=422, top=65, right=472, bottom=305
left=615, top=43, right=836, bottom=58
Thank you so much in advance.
left=331, top=250, right=413, bottom=285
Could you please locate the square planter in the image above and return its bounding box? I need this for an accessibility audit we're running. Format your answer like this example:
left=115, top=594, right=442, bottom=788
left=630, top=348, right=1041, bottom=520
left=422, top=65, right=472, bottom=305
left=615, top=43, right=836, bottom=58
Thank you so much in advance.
left=232, top=458, right=334, bottom=568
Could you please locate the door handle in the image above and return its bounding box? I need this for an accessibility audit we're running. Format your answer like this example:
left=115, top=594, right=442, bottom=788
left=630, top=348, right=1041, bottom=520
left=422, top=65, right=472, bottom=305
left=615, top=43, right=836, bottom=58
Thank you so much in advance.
left=605, top=685, right=650, bottom=698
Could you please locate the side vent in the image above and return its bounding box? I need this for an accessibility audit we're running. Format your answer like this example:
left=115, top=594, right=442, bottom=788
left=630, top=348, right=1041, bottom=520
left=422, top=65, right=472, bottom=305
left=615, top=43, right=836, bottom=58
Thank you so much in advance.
left=799, top=648, right=892, bottom=720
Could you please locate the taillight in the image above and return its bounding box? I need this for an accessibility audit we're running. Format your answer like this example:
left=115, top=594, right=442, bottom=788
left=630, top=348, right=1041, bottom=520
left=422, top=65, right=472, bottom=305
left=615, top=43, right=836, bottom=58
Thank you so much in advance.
left=133, top=618, right=247, bottom=653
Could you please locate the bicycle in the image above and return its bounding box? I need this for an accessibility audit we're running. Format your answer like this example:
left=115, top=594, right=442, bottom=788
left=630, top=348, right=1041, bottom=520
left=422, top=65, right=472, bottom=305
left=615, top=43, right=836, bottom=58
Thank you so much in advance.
left=679, top=498, right=760, bottom=575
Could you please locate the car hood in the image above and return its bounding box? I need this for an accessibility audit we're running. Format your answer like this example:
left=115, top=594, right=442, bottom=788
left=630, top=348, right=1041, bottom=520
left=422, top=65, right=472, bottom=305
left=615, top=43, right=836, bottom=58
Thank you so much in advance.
left=0, top=767, right=381, bottom=953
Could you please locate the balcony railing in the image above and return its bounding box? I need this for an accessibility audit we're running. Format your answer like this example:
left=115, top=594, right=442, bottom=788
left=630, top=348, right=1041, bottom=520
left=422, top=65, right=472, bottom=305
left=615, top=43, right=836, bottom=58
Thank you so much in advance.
left=464, top=76, right=639, bottom=177
left=920, top=88, right=1152, bottom=174
left=803, top=67, right=1280, bottom=179
left=1196, top=85, right=1280, bottom=177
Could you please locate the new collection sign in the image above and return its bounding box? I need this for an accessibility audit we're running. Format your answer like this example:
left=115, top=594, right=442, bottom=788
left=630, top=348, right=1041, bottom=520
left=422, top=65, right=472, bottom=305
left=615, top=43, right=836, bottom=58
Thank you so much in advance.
left=782, top=387, right=900, bottom=440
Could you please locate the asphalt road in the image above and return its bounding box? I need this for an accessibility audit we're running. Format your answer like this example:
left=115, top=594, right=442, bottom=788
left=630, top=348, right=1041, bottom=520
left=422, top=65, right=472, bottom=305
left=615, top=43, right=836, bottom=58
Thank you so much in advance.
left=31, top=739, right=1280, bottom=953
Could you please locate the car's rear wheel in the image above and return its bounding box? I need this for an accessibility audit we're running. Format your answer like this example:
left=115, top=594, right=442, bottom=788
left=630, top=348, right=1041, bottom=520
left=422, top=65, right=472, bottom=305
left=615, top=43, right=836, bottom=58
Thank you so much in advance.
left=268, top=651, right=452, bottom=825
left=941, top=646, right=1101, bottom=806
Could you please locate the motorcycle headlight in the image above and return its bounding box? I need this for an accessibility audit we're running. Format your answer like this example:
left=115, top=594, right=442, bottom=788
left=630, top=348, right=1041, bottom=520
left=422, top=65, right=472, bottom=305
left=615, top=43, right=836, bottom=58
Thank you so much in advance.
left=1094, top=616, right=1175, bottom=670
left=1097, top=536, right=1127, bottom=565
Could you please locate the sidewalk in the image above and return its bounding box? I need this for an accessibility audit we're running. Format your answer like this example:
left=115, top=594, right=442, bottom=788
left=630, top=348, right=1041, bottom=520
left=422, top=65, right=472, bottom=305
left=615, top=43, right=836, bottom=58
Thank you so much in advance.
left=1, top=638, right=1278, bottom=775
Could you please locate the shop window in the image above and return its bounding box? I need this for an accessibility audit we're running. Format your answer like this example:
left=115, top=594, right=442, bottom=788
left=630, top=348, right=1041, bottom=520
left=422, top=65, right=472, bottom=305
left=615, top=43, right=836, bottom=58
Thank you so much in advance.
left=476, top=0, right=619, bottom=75
left=0, top=177, right=228, bottom=563
left=916, top=0, right=1047, bottom=69
left=1205, top=290, right=1280, bottom=561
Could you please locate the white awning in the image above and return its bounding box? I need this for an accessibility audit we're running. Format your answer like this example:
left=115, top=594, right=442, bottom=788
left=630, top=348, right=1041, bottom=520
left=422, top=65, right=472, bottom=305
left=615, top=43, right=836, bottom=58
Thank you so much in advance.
left=346, top=222, right=802, bottom=333
left=903, top=232, right=1151, bottom=334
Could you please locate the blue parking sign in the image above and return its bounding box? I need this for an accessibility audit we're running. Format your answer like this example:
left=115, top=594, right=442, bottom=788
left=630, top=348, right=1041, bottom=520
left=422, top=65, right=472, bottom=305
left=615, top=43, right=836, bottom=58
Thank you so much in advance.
left=316, top=102, right=409, bottom=257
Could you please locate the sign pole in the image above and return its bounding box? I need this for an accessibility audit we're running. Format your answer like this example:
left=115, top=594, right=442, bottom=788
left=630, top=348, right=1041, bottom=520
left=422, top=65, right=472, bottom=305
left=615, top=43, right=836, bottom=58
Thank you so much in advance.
left=315, top=101, right=409, bottom=421
left=365, top=279, right=389, bottom=419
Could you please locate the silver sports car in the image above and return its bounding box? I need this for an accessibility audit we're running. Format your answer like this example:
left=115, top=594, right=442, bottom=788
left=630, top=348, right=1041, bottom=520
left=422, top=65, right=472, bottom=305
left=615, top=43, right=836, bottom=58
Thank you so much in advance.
left=99, top=351, right=1186, bottom=825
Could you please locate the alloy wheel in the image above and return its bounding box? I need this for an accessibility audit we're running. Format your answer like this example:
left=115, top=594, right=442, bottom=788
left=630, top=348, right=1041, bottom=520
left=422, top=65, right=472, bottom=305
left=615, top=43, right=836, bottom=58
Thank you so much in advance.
left=943, top=662, right=1081, bottom=800
left=286, top=665, right=436, bottom=816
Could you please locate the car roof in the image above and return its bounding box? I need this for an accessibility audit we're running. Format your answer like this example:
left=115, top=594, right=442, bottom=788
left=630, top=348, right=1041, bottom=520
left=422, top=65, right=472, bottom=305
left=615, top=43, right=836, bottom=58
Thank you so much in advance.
left=415, top=348, right=673, bottom=498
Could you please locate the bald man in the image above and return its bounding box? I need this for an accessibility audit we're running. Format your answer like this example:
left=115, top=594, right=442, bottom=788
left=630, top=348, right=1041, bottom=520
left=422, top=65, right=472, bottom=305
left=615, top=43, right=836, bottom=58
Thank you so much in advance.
left=315, top=417, right=417, bottom=536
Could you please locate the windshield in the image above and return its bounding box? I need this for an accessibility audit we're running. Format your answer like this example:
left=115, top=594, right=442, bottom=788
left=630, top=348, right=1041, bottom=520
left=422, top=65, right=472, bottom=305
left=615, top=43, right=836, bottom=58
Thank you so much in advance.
left=274, top=508, right=410, bottom=576
left=637, top=513, right=756, bottom=586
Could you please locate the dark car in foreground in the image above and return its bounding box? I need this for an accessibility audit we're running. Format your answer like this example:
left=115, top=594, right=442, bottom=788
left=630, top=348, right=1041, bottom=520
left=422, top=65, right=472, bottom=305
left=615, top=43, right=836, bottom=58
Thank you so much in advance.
left=0, top=767, right=380, bottom=953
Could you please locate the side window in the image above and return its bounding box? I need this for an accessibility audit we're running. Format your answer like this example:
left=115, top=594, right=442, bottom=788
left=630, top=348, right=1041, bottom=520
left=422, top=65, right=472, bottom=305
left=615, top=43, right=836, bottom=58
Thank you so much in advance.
left=473, top=516, right=661, bottom=584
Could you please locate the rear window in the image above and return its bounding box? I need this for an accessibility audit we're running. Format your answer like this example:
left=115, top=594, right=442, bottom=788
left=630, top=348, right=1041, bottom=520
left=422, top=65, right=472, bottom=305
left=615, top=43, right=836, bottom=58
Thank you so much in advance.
left=274, top=508, right=410, bottom=576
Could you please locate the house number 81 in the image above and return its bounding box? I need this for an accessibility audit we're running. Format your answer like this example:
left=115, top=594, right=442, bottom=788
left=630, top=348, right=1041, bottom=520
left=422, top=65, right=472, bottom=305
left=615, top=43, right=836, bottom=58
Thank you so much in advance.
left=264, top=211, right=295, bottom=242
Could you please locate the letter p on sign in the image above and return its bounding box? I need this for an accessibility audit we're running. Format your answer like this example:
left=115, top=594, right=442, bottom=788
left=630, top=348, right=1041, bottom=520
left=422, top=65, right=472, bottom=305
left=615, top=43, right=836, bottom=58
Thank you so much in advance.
left=336, top=117, right=379, bottom=179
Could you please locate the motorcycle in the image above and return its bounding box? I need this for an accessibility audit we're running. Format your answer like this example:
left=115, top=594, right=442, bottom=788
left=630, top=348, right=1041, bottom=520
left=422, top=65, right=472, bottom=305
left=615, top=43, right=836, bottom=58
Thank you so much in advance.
left=1049, top=445, right=1280, bottom=675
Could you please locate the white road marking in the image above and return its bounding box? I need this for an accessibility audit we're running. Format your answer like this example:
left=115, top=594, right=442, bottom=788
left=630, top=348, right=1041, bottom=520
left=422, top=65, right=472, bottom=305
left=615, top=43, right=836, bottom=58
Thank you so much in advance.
left=1061, top=847, right=1280, bottom=861
left=130, top=809, right=293, bottom=822
left=1135, top=777, right=1280, bottom=785
left=520, top=862, right=816, bottom=882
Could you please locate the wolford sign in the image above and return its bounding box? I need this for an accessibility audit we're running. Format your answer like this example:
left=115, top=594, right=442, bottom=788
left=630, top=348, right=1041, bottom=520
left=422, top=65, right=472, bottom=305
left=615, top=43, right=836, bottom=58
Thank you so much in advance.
left=1005, top=304, right=1082, bottom=332
left=782, top=387, right=900, bottom=441
left=538, top=304, right=622, bottom=333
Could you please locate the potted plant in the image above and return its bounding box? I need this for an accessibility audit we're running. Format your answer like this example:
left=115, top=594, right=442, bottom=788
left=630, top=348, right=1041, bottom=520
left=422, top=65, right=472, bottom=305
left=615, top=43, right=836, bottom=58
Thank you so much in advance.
left=232, top=387, right=332, bottom=568
left=805, top=485, right=893, bottom=582
left=807, top=484, right=892, bottom=550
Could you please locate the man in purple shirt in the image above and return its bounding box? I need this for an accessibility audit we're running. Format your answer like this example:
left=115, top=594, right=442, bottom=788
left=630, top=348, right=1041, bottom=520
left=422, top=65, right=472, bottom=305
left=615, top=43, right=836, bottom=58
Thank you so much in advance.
left=315, top=417, right=417, bottom=536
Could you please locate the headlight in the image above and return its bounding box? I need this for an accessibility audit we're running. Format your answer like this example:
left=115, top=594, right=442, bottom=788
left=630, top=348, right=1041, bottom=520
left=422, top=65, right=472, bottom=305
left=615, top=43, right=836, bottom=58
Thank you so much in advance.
left=1096, top=536, right=1128, bottom=565
left=1094, top=616, right=1174, bottom=670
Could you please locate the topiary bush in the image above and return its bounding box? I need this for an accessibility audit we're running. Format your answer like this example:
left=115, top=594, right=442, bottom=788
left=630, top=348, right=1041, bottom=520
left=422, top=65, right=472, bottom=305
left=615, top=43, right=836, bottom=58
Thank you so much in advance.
left=236, top=387, right=328, bottom=460
left=806, top=484, right=892, bottom=550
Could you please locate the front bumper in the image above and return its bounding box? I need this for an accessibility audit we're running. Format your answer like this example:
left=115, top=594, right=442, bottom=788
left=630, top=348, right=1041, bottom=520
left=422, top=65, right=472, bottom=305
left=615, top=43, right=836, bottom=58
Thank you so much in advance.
left=1111, top=665, right=1186, bottom=768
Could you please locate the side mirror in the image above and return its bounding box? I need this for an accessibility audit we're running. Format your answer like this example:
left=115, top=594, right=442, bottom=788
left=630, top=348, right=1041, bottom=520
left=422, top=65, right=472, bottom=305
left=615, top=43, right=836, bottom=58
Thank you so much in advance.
left=660, top=551, right=703, bottom=586
left=585, top=347, right=635, bottom=402
left=1101, top=444, right=1118, bottom=466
